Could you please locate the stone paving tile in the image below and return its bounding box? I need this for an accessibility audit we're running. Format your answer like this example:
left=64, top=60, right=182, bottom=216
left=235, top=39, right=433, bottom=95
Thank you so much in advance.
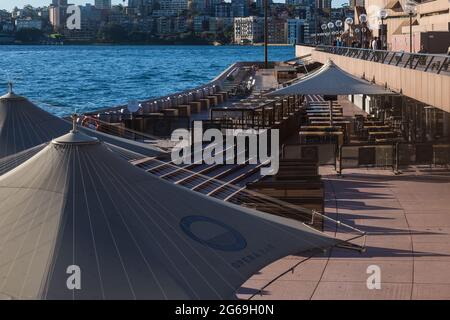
left=311, top=282, right=412, bottom=300
left=320, top=260, right=413, bottom=283
left=414, top=261, right=450, bottom=284
left=249, top=258, right=327, bottom=282
left=412, top=242, right=450, bottom=261
left=329, top=245, right=414, bottom=261
left=237, top=280, right=317, bottom=300
left=410, top=226, right=450, bottom=243
left=242, top=169, right=450, bottom=299
left=412, top=284, right=450, bottom=300
left=406, top=214, right=450, bottom=227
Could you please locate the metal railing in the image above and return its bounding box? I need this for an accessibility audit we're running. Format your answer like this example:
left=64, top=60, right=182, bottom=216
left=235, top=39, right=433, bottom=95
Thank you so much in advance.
left=336, top=142, right=450, bottom=174
left=315, top=45, right=450, bottom=75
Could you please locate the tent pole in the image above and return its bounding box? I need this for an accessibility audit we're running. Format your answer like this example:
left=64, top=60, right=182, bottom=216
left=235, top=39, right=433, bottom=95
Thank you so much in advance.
left=264, top=0, right=268, bottom=69
left=329, top=100, right=334, bottom=126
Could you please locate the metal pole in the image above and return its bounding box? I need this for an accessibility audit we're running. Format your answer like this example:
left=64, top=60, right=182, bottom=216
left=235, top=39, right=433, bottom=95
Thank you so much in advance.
left=409, top=13, right=413, bottom=68
left=360, top=26, right=363, bottom=47
left=264, top=0, right=268, bottom=69
left=314, top=9, right=317, bottom=45
left=329, top=100, right=334, bottom=126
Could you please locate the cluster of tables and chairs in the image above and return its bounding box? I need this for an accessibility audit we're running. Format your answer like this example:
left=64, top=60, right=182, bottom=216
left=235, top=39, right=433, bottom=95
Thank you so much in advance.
left=299, top=100, right=350, bottom=144
left=354, top=115, right=400, bottom=143
left=210, top=93, right=303, bottom=129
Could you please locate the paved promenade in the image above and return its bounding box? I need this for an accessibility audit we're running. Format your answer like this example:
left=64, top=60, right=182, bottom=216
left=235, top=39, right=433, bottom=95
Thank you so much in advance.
left=238, top=167, right=450, bottom=300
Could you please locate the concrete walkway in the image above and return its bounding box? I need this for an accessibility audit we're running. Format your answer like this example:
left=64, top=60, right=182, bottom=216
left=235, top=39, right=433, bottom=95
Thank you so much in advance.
left=238, top=167, right=450, bottom=300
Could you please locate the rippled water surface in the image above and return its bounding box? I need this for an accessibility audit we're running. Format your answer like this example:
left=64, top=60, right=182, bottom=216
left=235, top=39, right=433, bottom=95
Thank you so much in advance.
left=0, top=45, right=295, bottom=116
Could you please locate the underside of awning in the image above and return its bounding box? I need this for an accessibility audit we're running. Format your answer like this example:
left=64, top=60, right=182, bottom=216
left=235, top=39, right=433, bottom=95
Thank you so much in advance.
left=268, top=59, right=394, bottom=96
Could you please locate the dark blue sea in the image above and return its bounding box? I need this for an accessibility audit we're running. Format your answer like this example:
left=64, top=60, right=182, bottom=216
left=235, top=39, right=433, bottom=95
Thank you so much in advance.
left=0, top=45, right=295, bottom=116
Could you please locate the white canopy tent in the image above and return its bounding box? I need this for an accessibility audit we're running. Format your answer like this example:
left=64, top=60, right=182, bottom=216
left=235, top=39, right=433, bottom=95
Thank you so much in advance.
left=268, top=59, right=393, bottom=125
left=0, top=86, right=68, bottom=158
left=0, top=125, right=341, bottom=300
left=268, top=59, right=392, bottom=96
left=0, top=85, right=164, bottom=164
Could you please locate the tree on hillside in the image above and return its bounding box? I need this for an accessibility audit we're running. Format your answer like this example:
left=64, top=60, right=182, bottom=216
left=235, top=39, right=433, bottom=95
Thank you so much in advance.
left=97, top=24, right=128, bottom=42
left=15, top=28, right=43, bottom=43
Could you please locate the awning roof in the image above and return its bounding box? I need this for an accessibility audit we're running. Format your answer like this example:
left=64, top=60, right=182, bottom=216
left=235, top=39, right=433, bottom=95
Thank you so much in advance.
left=268, top=59, right=393, bottom=96
left=0, top=129, right=340, bottom=300
left=0, top=87, right=164, bottom=161
left=0, top=91, right=69, bottom=158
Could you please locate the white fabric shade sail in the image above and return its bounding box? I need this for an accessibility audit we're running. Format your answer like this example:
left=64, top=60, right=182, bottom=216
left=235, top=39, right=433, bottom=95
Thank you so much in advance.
left=0, top=89, right=164, bottom=160
left=0, top=91, right=69, bottom=158
left=0, top=129, right=340, bottom=300
left=268, top=59, right=393, bottom=96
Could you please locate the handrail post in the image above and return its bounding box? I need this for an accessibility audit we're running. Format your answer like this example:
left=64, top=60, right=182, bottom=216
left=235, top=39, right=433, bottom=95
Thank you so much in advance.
left=437, top=57, right=448, bottom=74
left=394, top=141, right=400, bottom=175
left=337, top=144, right=343, bottom=176
left=424, top=56, right=434, bottom=72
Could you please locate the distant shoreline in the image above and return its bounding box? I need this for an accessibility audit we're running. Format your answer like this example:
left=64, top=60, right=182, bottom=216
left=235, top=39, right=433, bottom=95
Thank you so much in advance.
left=0, top=41, right=294, bottom=47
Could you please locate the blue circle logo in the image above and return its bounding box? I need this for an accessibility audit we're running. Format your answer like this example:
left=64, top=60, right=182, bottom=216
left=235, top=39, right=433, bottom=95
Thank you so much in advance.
left=180, top=216, right=247, bottom=252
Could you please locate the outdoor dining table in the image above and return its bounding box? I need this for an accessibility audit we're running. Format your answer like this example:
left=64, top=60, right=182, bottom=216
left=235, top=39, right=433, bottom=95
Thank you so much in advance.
left=363, top=125, right=391, bottom=131
left=300, top=125, right=342, bottom=131
left=306, top=106, right=343, bottom=110
left=310, top=120, right=350, bottom=125
left=308, top=102, right=339, bottom=106
left=306, top=110, right=343, bottom=113
left=306, top=106, right=343, bottom=111
left=306, top=112, right=343, bottom=117
left=364, top=120, right=384, bottom=126
left=299, top=131, right=344, bottom=145
left=368, top=131, right=395, bottom=141
left=308, top=116, right=345, bottom=121
left=307, top=103, right=342, bottom=107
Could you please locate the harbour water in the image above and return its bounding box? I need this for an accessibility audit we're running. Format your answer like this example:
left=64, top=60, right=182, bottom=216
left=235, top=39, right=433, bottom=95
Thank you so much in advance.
left=0, top=45, right=295, bottom=116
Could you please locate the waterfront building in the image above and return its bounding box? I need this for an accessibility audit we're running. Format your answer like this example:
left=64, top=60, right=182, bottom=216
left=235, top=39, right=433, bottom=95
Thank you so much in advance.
left=256, top=0, right=273, bottom=14
left=205, top=0, right=223, bottom=15
left=215, top=1, right=232, bottom=17
left=0, top=10, right=14, bottom=33
left=0, top=9, right=10, bottom=20
left=15, top=17, right=44, bottom=30
left=95, top=0, right=112, bottom=10
left=234, top=16, right=290, bottom=44
left=268, top=18, right=287, bottom=44
left=158, top=0, right=190, bottom=16
left=365, top=0, right=450, bottom=53
left=287, top=18, right=310, bottom=44
left=207, top=16, right=230, bottom=33
left=131, top=16, right=155, bottom=31
left=173, top=15, right=187, bottom=33
left=156, top=16, right=172, bottom=34
left=108, top=6, right=132, bottom=26
left=63, top=4, right=102, bottom=41
left=316, top=0, right=331, bottom=10
left=128, top=0, right=144, bottom=8
left=191, top=0, right=208, bottom=13
left=209, top=16, right=218, bottom=33
left=193, top=15, right=209, bottom=32
left=233, top=16, right=263, bottom=44
left=52, top=0, right=68, bottom=6
left=49, top=4, right=67, bottom=31
left=286, top=0, right=305, bottom=5
left=231, top=0, right=250, bottom=17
